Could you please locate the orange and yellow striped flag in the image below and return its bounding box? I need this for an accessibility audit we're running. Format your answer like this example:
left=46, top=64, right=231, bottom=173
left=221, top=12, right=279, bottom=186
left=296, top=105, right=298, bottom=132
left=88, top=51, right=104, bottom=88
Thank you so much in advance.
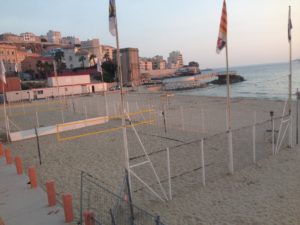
left=216, top=0, right=227, bottom=54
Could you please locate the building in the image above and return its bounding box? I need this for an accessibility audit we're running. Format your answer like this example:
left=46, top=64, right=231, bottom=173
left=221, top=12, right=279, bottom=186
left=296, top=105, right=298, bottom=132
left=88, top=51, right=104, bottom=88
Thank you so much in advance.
left=21, top=56, right=54, bottom=74
left=0, top=44, right=39, bottom=72
left=167, top=51, right=183, bottom=69
left=61, top=36, right=80, bottom=46
left=47, top=30, right=62, bottom=44
left=0, top=33, right=22, bottom=42
left=101, top=45, right=115, bottom=61
left=47, top=73, right=90, bottom=87
left=0, top=77, right=22, bottom=94
left=153, top=60, right=166, bottom=70
left=80, top=39, right=101, bottom=60
left=20, top=32, right=37, bottom=42
left=63, top=47, right=91, bottom=69
left=139, top=59, right=153, bottom=71
left=0, top=44, right=18, bottom=72
left=151, top=55, right=166, bottom=70
left=117, top=48, right=140, bottom=86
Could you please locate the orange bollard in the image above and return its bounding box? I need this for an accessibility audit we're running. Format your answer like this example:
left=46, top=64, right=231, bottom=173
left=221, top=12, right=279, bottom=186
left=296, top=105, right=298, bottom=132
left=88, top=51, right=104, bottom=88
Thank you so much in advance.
left=15, top=156, right=23, bottom=175
left=84, top=210, right=95, bottom=225
left=4, top=149, right=13, bottom=165
left=46, top=180, right=56, bottom=206
left=28, top=167, right=38, bottom=188
left=0, top=143, right=3, bottom=157
left=62, top=193, right=74, bottom=223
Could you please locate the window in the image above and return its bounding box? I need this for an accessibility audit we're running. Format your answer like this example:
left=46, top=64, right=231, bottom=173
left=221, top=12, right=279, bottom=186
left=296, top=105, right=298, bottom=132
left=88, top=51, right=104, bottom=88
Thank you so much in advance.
left=65, top=88, right=68, bottom=91
left=37, top=90, right=43, bottom=95
left=69, top=56, right=73, bottom=61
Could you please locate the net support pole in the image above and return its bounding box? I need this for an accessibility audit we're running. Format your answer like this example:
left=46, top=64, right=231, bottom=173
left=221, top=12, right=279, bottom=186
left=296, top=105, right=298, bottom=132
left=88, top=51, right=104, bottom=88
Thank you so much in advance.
left=252, top=111, right=256, bottom=163
left=226, top=44, right=234, bottom=175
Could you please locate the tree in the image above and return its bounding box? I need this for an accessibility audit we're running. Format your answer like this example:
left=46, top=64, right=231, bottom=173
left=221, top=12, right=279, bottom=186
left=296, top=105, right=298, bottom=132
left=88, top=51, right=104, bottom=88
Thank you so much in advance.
left=54, top=50, right=64, bottom=71
left=89, top=54, right=97, bottom=67
left=103, top=52, right=111, bottom=62
left=188, top=61, right=199, bottom=67
left=79, top=55, right=86, bottom=68
left=101, top=60, right=117, bottom=82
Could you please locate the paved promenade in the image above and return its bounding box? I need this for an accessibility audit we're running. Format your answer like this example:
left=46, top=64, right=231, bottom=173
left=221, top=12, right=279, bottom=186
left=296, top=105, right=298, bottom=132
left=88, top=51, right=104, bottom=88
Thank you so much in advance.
left=0, top=158, right=67, bottom=225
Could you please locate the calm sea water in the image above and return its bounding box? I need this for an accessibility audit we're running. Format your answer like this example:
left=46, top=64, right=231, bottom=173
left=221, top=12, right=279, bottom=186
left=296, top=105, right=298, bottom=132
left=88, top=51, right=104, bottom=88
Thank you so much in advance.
left=182, top=61, right=300, bottom=100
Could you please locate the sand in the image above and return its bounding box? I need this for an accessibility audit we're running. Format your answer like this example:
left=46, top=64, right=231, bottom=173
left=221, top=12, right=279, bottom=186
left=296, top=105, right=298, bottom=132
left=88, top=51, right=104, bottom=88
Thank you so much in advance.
left=1, top=90, right=299, bottom=225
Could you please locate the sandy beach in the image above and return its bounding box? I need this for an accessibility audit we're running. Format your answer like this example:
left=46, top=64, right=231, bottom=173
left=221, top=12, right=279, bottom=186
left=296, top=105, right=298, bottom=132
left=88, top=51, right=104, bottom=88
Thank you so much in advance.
left=1, top=91, right=299, bottom=225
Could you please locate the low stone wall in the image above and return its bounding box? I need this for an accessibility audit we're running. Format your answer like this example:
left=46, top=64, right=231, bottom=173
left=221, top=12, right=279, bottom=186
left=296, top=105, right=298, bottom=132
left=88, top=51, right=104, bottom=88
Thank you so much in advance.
left=141, top=69, right=176, bottom=78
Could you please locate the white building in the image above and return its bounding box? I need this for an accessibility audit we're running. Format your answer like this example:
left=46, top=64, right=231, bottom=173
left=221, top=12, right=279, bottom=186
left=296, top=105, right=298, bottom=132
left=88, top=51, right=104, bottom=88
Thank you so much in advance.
left=63, top=47, right=91, bottom=69
left=20, top=32, right=37, bottom=42
left=47, top=30, right=62, bottom=44
left=47, top=73, right=91, bottom=87
left=167, top=51, right=183, bottom=69
left=61, top=36, right=80, bottom=46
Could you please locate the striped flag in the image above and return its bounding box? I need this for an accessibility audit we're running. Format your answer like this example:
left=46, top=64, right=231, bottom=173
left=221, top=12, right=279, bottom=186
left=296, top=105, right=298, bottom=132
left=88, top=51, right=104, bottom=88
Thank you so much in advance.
left=109, top=0, right=117, bottom=36
left=216, top=0, right=227, bottom=54
left=288, top=6, right=292, bottom=42
left=0, top=59, right=6, bottom=84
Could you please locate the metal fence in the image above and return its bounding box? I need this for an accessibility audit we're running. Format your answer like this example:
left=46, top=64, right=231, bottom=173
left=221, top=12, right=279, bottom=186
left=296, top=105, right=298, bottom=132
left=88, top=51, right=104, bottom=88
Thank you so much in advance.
left=80, top=171, right=165, bottom=225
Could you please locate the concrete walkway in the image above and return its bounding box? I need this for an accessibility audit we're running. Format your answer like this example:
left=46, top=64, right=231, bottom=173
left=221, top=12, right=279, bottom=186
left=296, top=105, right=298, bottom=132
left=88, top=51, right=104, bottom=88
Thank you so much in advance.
left=0, top=158, right=67, bottom=225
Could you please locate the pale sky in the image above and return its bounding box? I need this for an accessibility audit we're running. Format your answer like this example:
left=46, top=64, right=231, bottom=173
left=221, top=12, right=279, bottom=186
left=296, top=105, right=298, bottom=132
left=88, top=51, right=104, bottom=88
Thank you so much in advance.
left=0, top=0, right=299, bottom=68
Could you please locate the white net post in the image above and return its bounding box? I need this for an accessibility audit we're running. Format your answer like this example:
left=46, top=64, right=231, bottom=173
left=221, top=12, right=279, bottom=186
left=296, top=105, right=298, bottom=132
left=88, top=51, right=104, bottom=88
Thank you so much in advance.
left=166, top=147, right=172, bottom=200
left=252, top=111, right=256, bottom=164
left=201, top=139, right=206, bottom=186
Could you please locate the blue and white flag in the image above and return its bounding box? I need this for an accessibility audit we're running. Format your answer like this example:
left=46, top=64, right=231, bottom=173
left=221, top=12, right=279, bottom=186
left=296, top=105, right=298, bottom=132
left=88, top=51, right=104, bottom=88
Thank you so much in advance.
left=109, top=0, right=117, bottom=36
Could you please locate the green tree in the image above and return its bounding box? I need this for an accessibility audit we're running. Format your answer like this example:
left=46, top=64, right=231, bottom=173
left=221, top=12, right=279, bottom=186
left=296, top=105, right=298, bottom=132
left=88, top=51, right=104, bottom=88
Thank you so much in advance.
left=54, top=50, right=64, bottom=71
left=103, top=52, right=111, bottom=62
left=79, top=55, right=86, bottom=68
left=101, top=60, right=117, bottom=82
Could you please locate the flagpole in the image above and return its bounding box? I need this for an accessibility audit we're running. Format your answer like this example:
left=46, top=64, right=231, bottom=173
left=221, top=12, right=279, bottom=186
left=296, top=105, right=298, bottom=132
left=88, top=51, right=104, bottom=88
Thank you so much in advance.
left=288, top=5, right=293, bottom=148
left=114, top=2, right=131, bottom=188
left=288, top=5, right=292, bottom=115
left=225, top=44, right=234, bottom=174
left=2, top=84, right=9, bottom=141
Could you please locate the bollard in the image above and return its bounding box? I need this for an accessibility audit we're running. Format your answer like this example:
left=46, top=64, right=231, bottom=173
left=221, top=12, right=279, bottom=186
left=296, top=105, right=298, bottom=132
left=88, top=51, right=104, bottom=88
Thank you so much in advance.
left=46, top=180, right=56, bottom=206
left=62, top=193, right=74, bottom=223
left=28, top=167, right=38, bottom=188
left=84, top=210, right=95, bottom=225
left=0, top=143, right=3, bottom=157
left=4, top=149, right=13, bottom=165
left=15, top=156, right=23, bottom=175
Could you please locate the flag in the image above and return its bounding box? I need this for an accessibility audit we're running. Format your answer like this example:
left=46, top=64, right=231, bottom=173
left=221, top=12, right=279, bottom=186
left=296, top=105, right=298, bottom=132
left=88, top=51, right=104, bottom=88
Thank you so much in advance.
left=109, top=0, right=117, bottom=36
left=97, top=58, right=103, bottom=73
left=0, top=59, right=6, bottom=84
left=216, top=0, right=227, bottom=54
left=14, top=63, right=18, bottom=73
left=288, top=6, right=292, bottom=42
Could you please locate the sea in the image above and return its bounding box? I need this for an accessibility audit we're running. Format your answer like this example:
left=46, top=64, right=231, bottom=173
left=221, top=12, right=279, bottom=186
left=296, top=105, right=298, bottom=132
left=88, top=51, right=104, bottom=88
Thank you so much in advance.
left=180, top=61, right=300, bottom=100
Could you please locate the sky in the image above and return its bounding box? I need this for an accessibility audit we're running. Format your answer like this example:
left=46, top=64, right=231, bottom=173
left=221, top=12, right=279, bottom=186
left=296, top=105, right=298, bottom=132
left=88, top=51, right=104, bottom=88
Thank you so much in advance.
left=0, top=0, right=299, bottom=68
